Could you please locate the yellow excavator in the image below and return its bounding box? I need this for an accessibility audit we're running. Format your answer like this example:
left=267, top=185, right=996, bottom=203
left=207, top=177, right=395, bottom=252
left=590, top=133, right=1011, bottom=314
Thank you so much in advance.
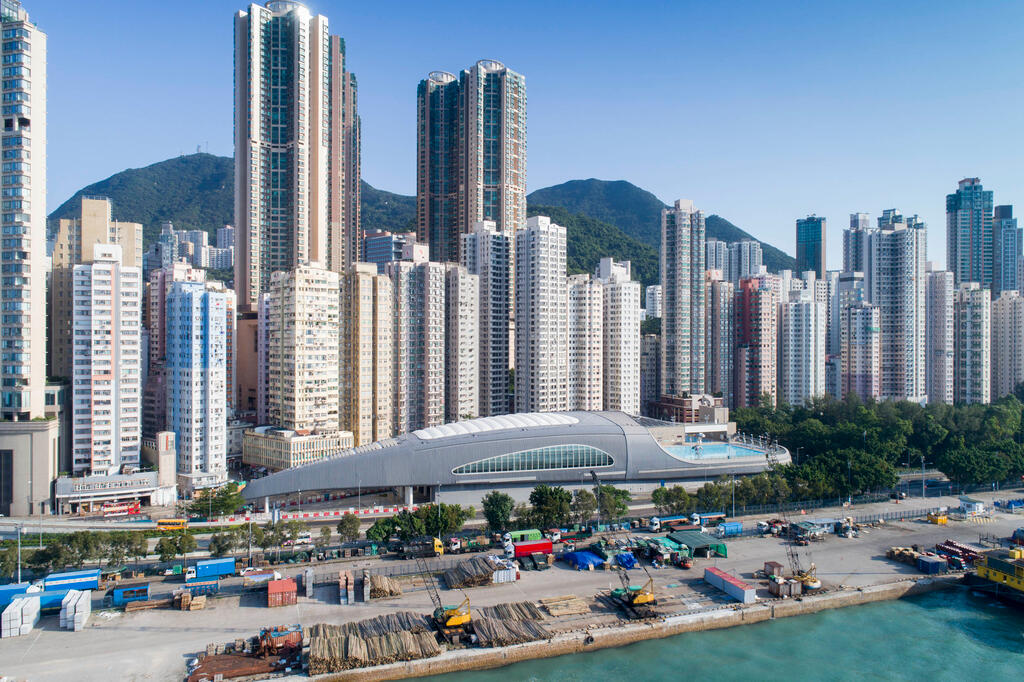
left=612, top=565, right=657, bottom=617
left=417, top=557, right=472, bottom=644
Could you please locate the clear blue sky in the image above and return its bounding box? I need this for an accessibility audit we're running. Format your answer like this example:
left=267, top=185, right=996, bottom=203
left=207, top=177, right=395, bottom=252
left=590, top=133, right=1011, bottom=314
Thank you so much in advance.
left=35, top=0, right=1023, bottom=267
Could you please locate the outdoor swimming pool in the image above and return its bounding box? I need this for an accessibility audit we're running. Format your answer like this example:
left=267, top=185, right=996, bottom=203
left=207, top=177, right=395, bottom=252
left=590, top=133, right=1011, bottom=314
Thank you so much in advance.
left=661, top=442, right=770, bottom=461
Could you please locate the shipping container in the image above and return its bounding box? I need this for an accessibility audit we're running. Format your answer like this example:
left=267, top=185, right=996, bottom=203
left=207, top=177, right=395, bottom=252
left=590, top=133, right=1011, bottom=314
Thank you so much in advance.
left=917, top=555, right=947, bottom=575
left=716, top=522, right=743, bottom=538
left=111, top=584, right=150, bottom=607
left=0, top=582, right=29, bottom=608
left=704, top=567, right=756, bottom=604
left=183, top=578, right=220, bottom=596
left=267, top=578, right=298, bottom=608
left=43, top=569, right=100, bottom=591
left=513, top=539, right=553, bottom=558
left=261, top=624, right=302, bottom=649
left=186, top=557, right=236, bottom=581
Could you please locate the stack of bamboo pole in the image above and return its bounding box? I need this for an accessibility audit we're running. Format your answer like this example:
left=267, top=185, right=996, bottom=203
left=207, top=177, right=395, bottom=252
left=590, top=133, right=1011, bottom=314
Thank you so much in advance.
left=471, top=617, right=550, bottom=647
left=368, top=575, right=403, bottom=598
left=539, top=595, right=592, bottom=617
left=476, top=601, right=544, bottom=621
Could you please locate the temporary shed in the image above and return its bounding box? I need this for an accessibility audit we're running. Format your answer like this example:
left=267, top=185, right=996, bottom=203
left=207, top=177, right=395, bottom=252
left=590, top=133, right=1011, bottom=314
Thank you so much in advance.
left=667, top=531, right=727, bottom=558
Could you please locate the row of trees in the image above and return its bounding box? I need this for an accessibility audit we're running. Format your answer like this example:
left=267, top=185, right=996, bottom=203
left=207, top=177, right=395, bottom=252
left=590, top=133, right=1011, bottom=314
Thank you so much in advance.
left=733, top=392, right=1024, bottom=500
left=0, top=530, right=151, bottom=576
left=480, top=484, right=632, bottom=533
left=365, top=504, right=475, bottom=543
left=186, top=482, right=247, bottom=518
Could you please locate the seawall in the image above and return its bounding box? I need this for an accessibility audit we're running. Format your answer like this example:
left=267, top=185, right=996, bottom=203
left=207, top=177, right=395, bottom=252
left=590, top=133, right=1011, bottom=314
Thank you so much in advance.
left=316, top=577, right=957, bottom=681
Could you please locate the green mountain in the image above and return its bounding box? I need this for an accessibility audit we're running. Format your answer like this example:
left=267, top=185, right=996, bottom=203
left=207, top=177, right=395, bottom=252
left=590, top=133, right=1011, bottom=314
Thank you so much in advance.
left=526, top=178, right=796, bottom=272
left=527, top=205, right=659, bottom=290
left=49, top=153, right=233, bottom=244
left=48, top=156, right=792, bottom=276
left=362, top=182, right=415, bottom=233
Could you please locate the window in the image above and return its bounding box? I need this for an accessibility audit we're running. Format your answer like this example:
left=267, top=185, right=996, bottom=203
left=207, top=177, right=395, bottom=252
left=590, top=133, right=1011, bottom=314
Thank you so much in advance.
left=452, top=444, right=613, bottom=475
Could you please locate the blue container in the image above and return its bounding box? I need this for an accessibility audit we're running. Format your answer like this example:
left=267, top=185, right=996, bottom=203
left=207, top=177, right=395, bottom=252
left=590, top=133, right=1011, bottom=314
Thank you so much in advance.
left=112, top=584, right=150, bottom=606
left=44, top=569, right=101, bottom=591
left=31, top=589, right=73, bottom=612
left=718, top=522, right=743, bottom=537
left=0, top=582, right=29, bottom=608
left=184, top=578, right=220, bottom=596
left=192, top=558, right=235, bottom=579
left=916, top=555, right=946, bottom=575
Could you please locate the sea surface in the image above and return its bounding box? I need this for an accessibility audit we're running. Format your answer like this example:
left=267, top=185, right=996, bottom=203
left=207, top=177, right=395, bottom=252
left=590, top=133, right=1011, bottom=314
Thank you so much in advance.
left=424, top=589, right=1024, bottom=681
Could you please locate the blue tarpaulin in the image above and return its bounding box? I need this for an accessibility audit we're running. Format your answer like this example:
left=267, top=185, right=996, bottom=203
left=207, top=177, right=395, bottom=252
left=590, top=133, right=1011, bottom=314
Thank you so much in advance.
left=561, top=551, right=605, bottom=570
left=615, top=552, right=638, bottom=569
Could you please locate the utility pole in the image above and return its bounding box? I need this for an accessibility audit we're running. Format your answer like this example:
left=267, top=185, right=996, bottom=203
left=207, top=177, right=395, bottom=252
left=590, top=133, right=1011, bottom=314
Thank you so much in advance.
left=731, top=473, right=736, bottom=518
left=921, top=454, right=926, bottom=499
left=16, top=523, right=22, bottom=583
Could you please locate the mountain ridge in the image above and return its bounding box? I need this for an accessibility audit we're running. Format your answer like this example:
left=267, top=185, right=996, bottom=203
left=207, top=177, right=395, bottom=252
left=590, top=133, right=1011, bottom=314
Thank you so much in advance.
left=48, top=154, right=794, bottom=274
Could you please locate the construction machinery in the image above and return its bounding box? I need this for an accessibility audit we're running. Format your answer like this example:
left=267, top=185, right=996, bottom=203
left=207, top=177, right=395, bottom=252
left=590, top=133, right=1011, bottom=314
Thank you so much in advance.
left=765, top=449, right=822, bottom=590
left=611, top=564, right=657, bottom=617
left=416, top=557, right=471, bottom=645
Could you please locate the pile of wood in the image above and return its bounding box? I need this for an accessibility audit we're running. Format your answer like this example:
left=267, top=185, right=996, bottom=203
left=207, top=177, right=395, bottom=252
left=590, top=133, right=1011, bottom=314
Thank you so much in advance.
left=539, top=595, right=591, bottom=617
left=368, top=575, right=402, bottom=599
left=309, top=611, right=433, bottom=639
left=443, top=557, right=501, bottom=589
left=472, top=617, right=550, bottom=647
left=888, top=546, right=920, bottom=565
left=308, top=628, right=442, bottom=673
left=173, top=591, right=205, bottom=611
left=338, top=570, right=356, bottom=605
left=477, top=601, right=544, bottom=621
left=125, top=598, right=171, bottom=612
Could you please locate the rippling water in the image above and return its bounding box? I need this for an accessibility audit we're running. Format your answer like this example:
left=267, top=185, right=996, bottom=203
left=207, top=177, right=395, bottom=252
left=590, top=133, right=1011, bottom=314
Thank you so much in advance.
left=422, top=589, right=1024, bottom=681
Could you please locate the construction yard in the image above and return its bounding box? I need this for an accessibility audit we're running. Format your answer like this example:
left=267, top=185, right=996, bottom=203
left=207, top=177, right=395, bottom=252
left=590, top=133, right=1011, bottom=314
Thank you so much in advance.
left=0, top=493, right=1020, bottom=682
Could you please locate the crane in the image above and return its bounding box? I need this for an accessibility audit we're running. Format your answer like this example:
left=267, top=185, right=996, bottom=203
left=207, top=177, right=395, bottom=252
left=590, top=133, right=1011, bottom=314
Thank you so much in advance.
left=765, top=447, right=820, bottom=589
left=611, top=563, right=657, bottom=617
left=416, top=557, right=471, bottom=642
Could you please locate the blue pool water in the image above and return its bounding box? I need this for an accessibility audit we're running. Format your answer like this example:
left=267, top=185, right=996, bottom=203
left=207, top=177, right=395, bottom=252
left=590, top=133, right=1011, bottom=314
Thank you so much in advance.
left=662, top=442, right=767, bottom=460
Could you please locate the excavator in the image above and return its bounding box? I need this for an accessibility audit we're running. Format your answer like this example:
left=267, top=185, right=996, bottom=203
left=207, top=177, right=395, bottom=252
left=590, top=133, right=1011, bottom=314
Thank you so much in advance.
left=611, top=564, right=657, bottom=617
left=417, top=557, right=472, bottom=645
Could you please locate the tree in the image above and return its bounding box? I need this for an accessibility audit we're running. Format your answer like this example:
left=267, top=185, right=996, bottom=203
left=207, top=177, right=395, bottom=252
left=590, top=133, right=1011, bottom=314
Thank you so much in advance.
left=0, top=546, right=16, bottom=579
left=208, top=533, right=234, bottom=558
left=337, top=514, right=361, bottom=543
left=651, top=485, right=692, bottom=515
left=128, top=532, right=149, bottom=569
left=68, top=531, right=102, bottom=567
left=284, top=520, right=310, bottom=546
left=155, top=537, right=178, bottom=563
left=365, top=517, right=397, bottom=544
left=528, top=485, right=572, bottom=529
left=105, top=531, right=131, bottom=567
left=177, top=532, right=197, bottom=561
left=415, top=504, right=474, bottom=538
left=596, top=485, right=630, bottom=521
left=187, top=482, right=246, bottom=517
left=317, top=526, right=332, bottom=549
left=570, top=489, right=598, bottom=526
left=481, top=491, right=515, bottom=532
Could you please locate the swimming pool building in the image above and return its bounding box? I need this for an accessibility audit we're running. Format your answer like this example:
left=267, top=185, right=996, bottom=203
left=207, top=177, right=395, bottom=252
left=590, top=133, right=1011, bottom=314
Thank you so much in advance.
left=241, top=411, right=788, bottom=507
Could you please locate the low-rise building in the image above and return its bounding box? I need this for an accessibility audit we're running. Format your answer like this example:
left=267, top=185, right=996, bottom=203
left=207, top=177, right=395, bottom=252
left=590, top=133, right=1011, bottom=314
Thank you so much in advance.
left=242, top=427, right=355, bottom=472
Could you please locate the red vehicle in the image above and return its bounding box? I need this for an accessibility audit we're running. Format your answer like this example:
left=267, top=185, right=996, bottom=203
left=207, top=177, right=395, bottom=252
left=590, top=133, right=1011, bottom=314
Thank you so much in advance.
left=102, top=500, right=141, bottom=517
left=513, top=539, right=553, bottom=558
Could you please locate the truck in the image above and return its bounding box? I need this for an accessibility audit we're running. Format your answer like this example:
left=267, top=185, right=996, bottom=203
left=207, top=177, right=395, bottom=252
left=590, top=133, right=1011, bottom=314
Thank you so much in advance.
left=400, top=537, right=444, bottom=559
left=110, top=584, right=150, bottom=607
left=43, top=569, right=101, bottom=591
left=505, top=529, right=543, bottom=543
left=183, top=577, right=220, bottom=596
left=691, top=512, right=727, bottom=527
left=185, top=558, right=236, bottom=581
left=512, top=538, right=553, bottom=558
left=446, top=535, right=491, bottom=555
left=648, top=515, right=690, bottom=533
left=716, top=521, right=743, bottom=538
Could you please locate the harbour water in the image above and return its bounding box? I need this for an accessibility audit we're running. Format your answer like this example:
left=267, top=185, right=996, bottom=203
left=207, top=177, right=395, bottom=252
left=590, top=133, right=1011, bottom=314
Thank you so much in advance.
left=425, top=588, right=1024, bottom=681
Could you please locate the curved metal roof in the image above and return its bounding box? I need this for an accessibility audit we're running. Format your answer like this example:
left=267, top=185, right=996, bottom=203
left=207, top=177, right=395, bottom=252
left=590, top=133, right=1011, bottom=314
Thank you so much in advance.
left=412, top=412, right=578, bottom=441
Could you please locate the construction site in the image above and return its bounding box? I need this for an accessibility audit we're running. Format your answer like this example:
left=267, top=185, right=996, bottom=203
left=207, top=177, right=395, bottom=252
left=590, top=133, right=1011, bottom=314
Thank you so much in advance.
left=1, top=491, right=1022, bottom=682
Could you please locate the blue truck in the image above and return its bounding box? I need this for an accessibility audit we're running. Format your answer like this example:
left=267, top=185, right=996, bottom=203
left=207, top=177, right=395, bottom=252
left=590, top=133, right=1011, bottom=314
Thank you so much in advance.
left=111, top=584, right=150, bottom=607
left=715, top=521, right=743, bottom=538
left=43, top=569, right=101, bottom=591
left=185, top=558, right=235, bottom=581
left=183, top=577, right=220, bottom=596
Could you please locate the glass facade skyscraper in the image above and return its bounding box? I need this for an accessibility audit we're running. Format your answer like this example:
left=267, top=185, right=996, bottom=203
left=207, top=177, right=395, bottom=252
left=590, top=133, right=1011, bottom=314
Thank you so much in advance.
left=233, top=1, right=360, bottom=312
left=796, top=215, right=826, bottom=278
left=946, top=177, right=993, bottom=288
left=417, top=61, right=526, bottom=263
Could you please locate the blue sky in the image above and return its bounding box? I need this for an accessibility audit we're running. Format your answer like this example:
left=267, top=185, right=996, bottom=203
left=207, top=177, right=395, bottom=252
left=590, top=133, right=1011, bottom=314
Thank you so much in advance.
left=35, top=0, right=1023, bottom=267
